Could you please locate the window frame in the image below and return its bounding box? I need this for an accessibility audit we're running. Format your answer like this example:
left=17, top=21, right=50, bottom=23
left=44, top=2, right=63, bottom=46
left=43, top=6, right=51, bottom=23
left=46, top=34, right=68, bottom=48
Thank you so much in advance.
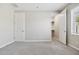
left=71, top=6, right=79, bottom=35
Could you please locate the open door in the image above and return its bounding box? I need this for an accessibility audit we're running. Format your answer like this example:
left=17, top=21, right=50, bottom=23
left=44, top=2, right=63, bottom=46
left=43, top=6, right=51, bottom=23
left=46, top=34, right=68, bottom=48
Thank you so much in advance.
left=59, top=9, right=67, bottom=44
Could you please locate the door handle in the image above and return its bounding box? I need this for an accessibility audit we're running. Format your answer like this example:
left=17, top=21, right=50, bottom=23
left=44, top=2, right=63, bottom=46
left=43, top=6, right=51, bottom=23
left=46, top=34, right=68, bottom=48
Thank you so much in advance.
left=64, top=31, right=66, bottom=32
left=22, top=30, right=24, bottom=32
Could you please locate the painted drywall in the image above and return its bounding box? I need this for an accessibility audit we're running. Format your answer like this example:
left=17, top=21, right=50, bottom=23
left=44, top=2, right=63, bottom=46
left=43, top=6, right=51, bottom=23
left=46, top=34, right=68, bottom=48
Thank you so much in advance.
left=25, top=11, right=55, bottom=41
left=0, top=4, right=14, bottom=48
left=66, top=3, right=79, bottom=50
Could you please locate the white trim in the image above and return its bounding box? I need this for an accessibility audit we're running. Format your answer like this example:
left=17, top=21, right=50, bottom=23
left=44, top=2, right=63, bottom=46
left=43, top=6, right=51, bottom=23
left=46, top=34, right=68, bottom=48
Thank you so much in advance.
left=68, top=43, right=79, bottom=51
left=0, top=41, right=15, bottom=48
left=71, top=33, right=79, bottom=35
left=15, top=40, right=51, bottom=42
left=71, top=6, right=79, bottom=35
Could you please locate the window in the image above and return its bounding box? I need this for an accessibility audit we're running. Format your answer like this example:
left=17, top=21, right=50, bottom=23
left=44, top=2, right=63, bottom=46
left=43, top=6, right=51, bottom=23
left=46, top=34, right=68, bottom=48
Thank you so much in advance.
left=71, top=6, right=79, bottom=35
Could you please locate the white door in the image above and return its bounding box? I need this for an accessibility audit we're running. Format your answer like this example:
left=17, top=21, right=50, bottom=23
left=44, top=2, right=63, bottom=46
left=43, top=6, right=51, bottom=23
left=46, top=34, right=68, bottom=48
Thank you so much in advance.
left=14, top=12, right=25, bottom=41
left=59, top=10, right=66, bottom=44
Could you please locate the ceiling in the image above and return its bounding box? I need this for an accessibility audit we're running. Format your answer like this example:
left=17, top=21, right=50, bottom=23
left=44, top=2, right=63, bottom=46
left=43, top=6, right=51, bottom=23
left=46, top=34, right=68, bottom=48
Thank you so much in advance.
left=12, top=3, right=68, bottom=12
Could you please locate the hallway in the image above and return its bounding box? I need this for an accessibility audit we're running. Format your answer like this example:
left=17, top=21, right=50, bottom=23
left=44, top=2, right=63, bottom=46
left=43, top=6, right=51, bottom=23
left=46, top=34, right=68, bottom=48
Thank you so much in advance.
left=0, top=40, right=79, bottom=55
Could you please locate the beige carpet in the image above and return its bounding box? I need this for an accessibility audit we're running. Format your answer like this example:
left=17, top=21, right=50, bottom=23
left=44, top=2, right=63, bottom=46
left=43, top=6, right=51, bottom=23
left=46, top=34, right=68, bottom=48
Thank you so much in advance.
left=0, top=40, right=79, bottom=55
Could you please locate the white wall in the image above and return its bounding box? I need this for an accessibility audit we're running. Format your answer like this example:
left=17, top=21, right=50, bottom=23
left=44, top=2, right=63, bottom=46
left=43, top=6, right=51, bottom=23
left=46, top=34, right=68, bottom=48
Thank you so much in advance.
left=25, top=11, right=54, bottom=41
left=0, top=4, right=14, bottom=48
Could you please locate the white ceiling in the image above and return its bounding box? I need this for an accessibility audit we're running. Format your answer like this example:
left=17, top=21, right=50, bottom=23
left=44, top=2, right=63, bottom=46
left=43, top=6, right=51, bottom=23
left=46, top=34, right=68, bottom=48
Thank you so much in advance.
left=12, top=3, right=68, bottom=11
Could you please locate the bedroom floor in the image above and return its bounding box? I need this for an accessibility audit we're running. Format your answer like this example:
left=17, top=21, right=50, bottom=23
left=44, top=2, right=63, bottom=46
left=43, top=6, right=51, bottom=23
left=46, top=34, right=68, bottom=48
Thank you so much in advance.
left=0, top=40, right=79, bottom=55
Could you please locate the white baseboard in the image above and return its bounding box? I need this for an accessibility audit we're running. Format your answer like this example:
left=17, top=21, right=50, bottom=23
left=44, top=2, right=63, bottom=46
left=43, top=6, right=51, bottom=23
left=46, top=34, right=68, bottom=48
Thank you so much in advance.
left=15, top=40, right=51, bottom=42
left=0, top=41, right=15, bottom=48
left=68, top=44, right=79, bottom=51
